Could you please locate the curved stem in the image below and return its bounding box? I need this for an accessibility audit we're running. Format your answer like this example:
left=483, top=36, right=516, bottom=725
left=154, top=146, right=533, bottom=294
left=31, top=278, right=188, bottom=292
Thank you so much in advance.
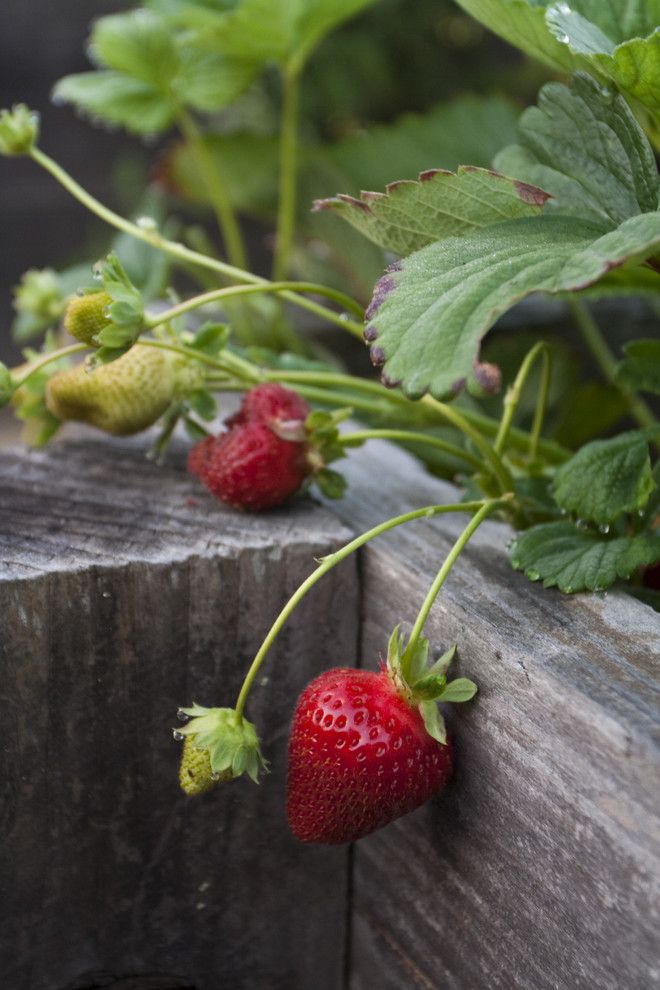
left=11, top=342, right=87, bottom=386
left=529, top=349, right=552, bottom=463
left=273, top=65, right=301, bottom=281
left=28, top=146, right=364, bottom=336
left=404, top=500, right=502, bottom=662
left=234, top=500, right=489, bottom=719
left=339, top=429, right=483, bottom=472
left=494, top=342, right=551, bottom=459
left=569, top=299, right=656, bottom=430
left=457, top=406, right=570, bottom=464
left=421, top=396, right=513, bottom=492
left=144, top=281, right=364, bottom=330
left=178, top=109, right=248, bottom=271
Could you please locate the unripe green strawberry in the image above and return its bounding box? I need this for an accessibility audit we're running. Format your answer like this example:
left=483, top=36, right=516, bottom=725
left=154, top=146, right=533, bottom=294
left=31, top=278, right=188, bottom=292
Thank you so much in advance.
left=45, top=344, right=177, bottom=435
left=63, top=291, right=113, bottom=345
left=179, top=736, right=230, bottom=795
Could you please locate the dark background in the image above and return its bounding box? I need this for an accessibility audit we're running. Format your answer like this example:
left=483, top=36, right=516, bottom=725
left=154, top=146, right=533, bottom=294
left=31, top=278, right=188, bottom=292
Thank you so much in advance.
left=0, top=0, right=134, bottom=366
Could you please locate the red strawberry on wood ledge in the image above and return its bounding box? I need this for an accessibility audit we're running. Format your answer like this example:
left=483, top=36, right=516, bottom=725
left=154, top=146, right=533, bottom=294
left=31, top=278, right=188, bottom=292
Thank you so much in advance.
left=287, top=628, right=477, bottom=844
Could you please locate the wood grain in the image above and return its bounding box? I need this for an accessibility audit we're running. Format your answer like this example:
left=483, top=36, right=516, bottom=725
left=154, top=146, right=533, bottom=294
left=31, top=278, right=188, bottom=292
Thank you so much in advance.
left=0, top=436, right=359, bottom=990
left=329, top=440, right=660, bottom=990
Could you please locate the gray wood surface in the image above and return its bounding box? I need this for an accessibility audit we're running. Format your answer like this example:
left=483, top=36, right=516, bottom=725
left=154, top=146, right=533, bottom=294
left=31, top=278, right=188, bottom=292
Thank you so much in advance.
left=0, top=436, right=359, bottom=990
left=329, top=441, right=660, bottom=990
left=2, top=432, right=659, bottom=990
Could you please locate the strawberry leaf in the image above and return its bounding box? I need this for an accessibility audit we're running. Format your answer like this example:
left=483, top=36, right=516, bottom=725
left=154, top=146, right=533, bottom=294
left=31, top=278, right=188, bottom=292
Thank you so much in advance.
left=455, top=1, right=660, bottom=128
left=615, top=340, right=660, bottom=395
left=494, top=74, right=660, bottom=226
left=150, top=0, right=378, bottom=68
left=545, top=2, right=660, bottom=123
left=314, top=166, right=549, bottom=257
left=510, top=522, right=660, bottom=593
left=552, top=429, right=658, bottom=525
left=54, top=10, right=257, bottom=136
left=364, top=212, right=660, bottom=399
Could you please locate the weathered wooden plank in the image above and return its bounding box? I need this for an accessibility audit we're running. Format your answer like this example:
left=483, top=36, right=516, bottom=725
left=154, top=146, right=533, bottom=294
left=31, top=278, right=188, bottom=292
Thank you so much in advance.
left=0, top=436, right=359, bottom=990
left=328, top=441, right=660, bottom=990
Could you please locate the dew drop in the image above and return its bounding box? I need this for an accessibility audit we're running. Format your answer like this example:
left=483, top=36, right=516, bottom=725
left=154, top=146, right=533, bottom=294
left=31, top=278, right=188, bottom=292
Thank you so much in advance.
left=173, top=730, right=185, bottom=742
left=176, top=709, right=189, bottom=723
left=137, top=215, right=157, bottom=231
left=598, top=523, right=610, bottom=535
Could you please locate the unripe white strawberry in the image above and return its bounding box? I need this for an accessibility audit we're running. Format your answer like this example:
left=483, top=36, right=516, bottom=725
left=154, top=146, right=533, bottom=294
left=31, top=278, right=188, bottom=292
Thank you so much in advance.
left=45, top=344, right=177, bottom=436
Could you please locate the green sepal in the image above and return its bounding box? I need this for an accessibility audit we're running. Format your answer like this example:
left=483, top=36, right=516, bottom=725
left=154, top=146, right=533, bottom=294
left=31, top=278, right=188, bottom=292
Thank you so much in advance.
left=183, top=415, right=211, bottom=442
left=436, top=677, right=478, bottom=703
left=419, top=700, right=447, bottom=746
left=187, top=321, right=230, bottom=356
left=305, top=407, right=352, bottom=435
left=94, top=252, right=145, bottom=346
left=95, top=323, right=136, bottom=349
left=187, top=388, right=218, bottom=422
left=89, top=344, right=132, bottom=368
left=175, top=704, right=268, bottom=784
left=422, top=644, right=457, bottom=680
left=411, top=673, right=447, bottom=701
left=314, top=467, right=347, bottom=500
left=0, top=104, right=39, bottom=156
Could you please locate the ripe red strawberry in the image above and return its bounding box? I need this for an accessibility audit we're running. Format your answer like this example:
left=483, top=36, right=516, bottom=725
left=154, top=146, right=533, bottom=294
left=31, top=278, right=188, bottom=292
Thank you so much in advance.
left=187, top=434, right=214, bottom=479
left=226, top=382, right=310, bottom=429
left=287, top=667, right=453, bottom=844
left=190, top=420, right=310, bottom=511
left=287, top=631, right=477, bottom=844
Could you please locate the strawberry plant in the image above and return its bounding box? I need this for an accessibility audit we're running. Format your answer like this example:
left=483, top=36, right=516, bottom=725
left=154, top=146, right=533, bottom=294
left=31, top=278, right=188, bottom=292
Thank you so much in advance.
left=1, top=0, right=658, bottom=842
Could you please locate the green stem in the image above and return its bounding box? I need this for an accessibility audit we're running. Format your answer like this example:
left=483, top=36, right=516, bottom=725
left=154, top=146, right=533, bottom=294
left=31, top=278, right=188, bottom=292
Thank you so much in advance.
left=339, top=429, right=483, bottom=472
left=457, top=406, right=570, bottom=464
left=144, top=281, right=363, bottom=330
left=139, top=338, right=258, bottom=382
left=421, top=395, right=513, bottom=493
left=208, top=368, right=570, bottom=462
left=569, top=299, right=656, bottom=430
left=494, top=342, right=551, bottom=459
left=404, top=500, right=502, bottom=663
left=11, top=342, right=87, bottom=387
left=28, top=146, right=364, bottom=337
left=273, top=66, right=301, bottom=281
left=234, top=499, right=489, bottom=719
left=178, top=109, right=248, bottom=271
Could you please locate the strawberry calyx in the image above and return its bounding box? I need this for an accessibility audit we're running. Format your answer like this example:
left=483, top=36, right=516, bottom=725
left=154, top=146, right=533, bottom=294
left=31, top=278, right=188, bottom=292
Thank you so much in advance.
left=385, top=626, right=477, bottom=745
left=302, top=407, right=351, bottom=500
left=174, top=703, right=268, bottom=787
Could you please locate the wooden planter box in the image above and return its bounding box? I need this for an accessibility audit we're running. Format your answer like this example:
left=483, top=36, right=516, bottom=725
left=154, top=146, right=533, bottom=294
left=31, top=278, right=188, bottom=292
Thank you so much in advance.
left=1, top=435, right=658, bottom=990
